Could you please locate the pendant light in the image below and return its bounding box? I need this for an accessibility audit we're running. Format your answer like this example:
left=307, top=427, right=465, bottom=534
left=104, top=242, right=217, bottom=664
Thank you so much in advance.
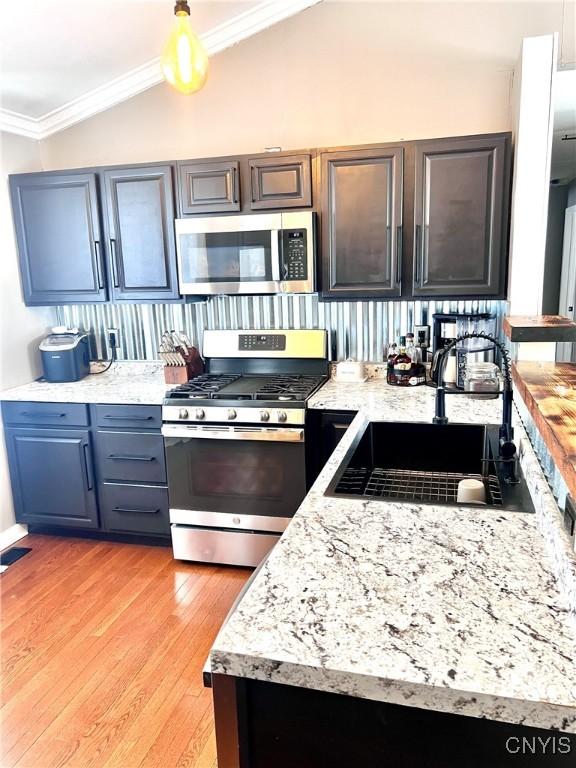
left=161, top=0, right=209, bottom=95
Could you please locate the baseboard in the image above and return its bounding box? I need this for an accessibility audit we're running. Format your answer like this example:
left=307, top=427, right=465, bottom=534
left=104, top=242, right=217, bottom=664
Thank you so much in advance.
left=0, top=523, right=28, bottom=552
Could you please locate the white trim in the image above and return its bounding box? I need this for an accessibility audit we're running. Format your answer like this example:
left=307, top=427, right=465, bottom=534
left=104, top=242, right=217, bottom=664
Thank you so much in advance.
left=0, top=109, right=41, bottom=141
left=0, top=0, right=323, bottom=141
left=0, top=523, right=28, bottom=553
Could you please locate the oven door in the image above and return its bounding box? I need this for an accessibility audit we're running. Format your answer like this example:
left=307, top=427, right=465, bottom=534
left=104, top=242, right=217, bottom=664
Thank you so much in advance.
left=162, top=424, right=307, bottom=531
left=175, top=214, right=281, bottom=295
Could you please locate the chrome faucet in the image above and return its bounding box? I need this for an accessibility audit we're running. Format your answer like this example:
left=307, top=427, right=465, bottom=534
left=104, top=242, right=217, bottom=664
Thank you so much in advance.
left=432, top=332, right=517, bottom=477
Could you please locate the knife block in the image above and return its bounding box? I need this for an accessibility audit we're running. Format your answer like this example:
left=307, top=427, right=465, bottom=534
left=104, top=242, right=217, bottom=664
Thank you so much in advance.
left=163, top=366, right=190, bottom=385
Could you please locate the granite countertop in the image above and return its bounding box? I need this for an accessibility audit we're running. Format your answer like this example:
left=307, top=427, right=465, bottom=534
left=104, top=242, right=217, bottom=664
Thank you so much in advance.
left=211, top=379, right=576, bottom=733
left=0, top=362, right=168, bottom=406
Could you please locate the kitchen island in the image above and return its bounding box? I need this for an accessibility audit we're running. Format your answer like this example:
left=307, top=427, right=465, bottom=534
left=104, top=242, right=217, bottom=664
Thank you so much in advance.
left=209, top=379, right=576, bottom=766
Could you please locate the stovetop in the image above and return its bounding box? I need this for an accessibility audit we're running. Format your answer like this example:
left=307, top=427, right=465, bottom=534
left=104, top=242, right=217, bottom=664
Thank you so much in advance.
left=165, top=373, right=327, bottom=404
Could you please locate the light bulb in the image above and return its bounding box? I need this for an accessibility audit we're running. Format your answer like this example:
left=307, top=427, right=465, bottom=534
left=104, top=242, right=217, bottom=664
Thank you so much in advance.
left=161, top=1, right=208, bottom=95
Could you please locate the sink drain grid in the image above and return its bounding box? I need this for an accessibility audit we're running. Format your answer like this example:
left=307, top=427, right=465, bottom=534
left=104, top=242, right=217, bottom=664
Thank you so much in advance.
left=335, top=467, right=503, bottom=506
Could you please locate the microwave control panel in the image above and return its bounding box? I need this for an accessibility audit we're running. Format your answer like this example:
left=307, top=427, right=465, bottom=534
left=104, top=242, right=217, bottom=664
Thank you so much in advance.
left=281, top=230, right=308, bottom=281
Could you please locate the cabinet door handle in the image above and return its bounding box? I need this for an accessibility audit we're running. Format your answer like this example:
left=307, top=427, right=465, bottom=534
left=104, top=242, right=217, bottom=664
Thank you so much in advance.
left=102, top=414, right=153, bottom=421
left=396, top=226, right=403, bottom=285
left=110, top=238, right=120, bottom=288
left=231, top=167, right=238, bottom=203
left=83, top=443, right=94, bottom=491
left=113, top=507, right=160, bottom=515
left=108, top=454, right=155, bottom=462
left=94, top=241, right=104, bottom=289
left=20, top=411, right=66, bottom=418
left=415, top=225, right=422, bottom=285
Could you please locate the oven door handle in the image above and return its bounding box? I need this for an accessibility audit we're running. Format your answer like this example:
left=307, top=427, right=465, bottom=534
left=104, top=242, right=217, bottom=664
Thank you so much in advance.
left=161, top=425, right=304, bottom=442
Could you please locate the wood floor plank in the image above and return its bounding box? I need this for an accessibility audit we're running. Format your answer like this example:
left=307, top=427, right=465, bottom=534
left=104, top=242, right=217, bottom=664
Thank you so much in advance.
left=1, top=534, right=250, bottom=768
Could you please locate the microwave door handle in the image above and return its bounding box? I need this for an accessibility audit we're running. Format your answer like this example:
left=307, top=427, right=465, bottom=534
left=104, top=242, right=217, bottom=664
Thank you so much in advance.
left=271, top=230, right=281, bottom=283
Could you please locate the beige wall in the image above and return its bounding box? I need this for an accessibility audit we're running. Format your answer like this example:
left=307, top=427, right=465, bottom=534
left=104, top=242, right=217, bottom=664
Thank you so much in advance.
left=0, top=132, right=55, bottom=533
left=39, top=1, right=568, bottom=170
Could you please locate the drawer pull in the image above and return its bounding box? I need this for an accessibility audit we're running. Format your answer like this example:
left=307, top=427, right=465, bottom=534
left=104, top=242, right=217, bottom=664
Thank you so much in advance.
left=103, top=415, right=154, bottom=421
left=20, top=411, right=66, bottom=418
left=113, top=506, right=160, bottom=515
left=108, top=454, right=155, bottom=462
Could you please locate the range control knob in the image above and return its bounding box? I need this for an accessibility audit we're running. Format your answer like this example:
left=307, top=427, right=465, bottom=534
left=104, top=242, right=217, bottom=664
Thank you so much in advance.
left=277, top=410, right=287, bottom=423
left=178, top=408, right=189, bottom=420
left=227, top=409, right=237, bottom=420
left=195, top=408, right=205, bottom=420
left=259, top=410, right=270, bottom=422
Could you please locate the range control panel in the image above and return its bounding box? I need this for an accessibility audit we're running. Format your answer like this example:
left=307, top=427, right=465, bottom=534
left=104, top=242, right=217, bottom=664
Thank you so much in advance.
left=239, top=334, right=287, bottom=352
left=281, top=230, right=308, bottom=282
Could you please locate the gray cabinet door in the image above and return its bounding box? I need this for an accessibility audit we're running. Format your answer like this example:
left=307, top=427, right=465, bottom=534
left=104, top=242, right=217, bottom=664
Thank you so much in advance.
left=249, top=154, right=312, bottom=210
left=178, top=160, right=240, bottom=214
left=102, top=165, right=180, bottom=301
left=9, top=172, right=107, bottom=305
left=412, top=135, right=510, bottom=297
left=4, top=427, right=99, bottom=528
left=320, top=147, right=403, bottom=298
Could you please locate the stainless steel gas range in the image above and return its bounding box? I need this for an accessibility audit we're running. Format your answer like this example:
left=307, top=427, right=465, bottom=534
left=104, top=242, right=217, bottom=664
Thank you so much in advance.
left=161, top=329, right=328, bottom=567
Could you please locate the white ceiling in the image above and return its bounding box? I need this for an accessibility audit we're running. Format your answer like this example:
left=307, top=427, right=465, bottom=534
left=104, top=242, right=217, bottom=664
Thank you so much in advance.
left=551, top=68, right=576, bottom=183
left=0, top=0, right=321, bottom=139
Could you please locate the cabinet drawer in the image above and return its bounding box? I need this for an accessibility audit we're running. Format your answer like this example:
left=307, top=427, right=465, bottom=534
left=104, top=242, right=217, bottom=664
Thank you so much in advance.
left=95, top=431, right=166, bottom=483
left=100, top=483, right=169, bottom=535
left=2, top=401, right=89, bottom=427
left=92, top=404, right=161, bottom=430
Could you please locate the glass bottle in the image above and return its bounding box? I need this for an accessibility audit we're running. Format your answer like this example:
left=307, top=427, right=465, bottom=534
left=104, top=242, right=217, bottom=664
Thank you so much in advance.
left=417, top=330, right=428, bottom=363
left=393, top=339, right=413, bottom=385
left=386, top=342, right=398, bottom=384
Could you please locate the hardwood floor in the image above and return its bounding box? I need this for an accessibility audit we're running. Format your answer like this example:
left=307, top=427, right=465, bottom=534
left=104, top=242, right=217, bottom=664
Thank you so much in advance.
left=0, top=534, right=252, bottom=768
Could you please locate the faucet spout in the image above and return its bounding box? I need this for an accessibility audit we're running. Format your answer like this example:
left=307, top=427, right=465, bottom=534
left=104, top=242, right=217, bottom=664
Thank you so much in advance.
left=432, top=331, right=516, bottom=468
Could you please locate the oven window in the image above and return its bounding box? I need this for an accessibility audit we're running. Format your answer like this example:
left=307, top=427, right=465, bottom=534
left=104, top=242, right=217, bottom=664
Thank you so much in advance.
left=179, top=231, right=274, bottom=283
left=164, top=436, right=306, bottom=518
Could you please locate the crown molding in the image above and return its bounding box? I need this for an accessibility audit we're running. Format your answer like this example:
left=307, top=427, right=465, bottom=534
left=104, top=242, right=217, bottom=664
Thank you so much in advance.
left=0, top=0, right=322, bottom=142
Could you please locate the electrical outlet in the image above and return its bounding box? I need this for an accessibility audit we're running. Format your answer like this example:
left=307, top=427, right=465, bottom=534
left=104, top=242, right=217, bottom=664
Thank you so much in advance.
left=107, top=328, right=120, bottom=350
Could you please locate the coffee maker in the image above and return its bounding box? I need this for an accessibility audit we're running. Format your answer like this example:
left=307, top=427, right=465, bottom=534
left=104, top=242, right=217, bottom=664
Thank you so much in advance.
left=431, top=313, right=497, bottom=388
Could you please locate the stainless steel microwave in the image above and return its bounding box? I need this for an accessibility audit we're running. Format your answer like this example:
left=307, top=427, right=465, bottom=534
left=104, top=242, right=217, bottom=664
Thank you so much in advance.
left=175, top=211, right=315, bottom=295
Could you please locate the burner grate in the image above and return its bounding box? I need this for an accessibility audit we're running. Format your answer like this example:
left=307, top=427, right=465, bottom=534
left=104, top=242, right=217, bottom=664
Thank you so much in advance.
left=335, top=467, right=503, bottom=506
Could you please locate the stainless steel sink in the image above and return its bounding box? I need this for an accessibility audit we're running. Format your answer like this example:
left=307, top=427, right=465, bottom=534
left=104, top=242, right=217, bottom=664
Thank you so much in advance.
left=325, top=421, right=535, bottom=513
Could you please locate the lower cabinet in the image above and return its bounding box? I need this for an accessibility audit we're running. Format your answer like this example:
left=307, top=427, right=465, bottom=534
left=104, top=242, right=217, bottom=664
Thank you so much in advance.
left=92, top=404, right=170, bottom=538
left=307, top=410, right=357, bottom=486
left=1, top=401, right=170, bottom=540
left=4, top=426, right=99, bottom=528
left=99, top=483, right=169, bottom=536
left=319, top=411, right=357, bottom=465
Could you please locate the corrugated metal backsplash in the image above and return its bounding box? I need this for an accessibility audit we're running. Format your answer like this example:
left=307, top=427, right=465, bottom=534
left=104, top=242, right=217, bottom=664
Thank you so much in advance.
left=56, top=297, right=507, bottom=362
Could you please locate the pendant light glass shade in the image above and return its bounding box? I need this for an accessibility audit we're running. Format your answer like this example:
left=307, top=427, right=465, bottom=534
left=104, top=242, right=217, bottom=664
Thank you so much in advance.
left=161, top=1, right=208, bottom=95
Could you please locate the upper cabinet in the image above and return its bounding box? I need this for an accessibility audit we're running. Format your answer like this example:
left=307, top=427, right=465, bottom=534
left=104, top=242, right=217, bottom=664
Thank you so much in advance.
left=411, top=134, right=510, bottom=297
left=9, top=134, right=512, bottom=306
left=177, top=160, right=240, bottom=214
left=320, top=147, right=403, bottom=298
left=248, top=154, right=312, bottom=210
left=10, top=172, right=107, bottom=305
left=101, top=166, right=180, bottom=301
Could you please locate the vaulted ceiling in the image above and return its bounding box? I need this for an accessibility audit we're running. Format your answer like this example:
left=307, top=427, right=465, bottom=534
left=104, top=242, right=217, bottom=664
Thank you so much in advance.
left=0, top=0, right=321, bottom=139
